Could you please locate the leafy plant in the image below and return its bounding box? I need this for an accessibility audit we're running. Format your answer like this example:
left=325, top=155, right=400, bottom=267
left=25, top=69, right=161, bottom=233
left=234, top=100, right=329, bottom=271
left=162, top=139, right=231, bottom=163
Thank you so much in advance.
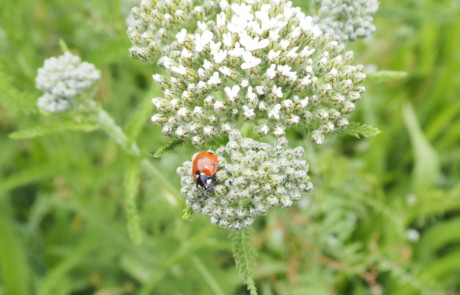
left=0, top=0, right=459, bottom=294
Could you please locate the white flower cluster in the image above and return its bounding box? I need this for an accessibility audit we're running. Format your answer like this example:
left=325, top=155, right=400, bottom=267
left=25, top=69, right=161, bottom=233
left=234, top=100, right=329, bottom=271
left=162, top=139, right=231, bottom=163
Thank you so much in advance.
left=122, top=0, right=140, bottom=16
left=177, top=130, right=313, bottom=229
left=313, top=0, right=379, bottom=43
left=147, top=0, right=366, bottom=146
left=121, top=0, right=141, bottom=27
left=128, top=0, right=218, bottom=62
left=35, top=53, right=100, bottom=113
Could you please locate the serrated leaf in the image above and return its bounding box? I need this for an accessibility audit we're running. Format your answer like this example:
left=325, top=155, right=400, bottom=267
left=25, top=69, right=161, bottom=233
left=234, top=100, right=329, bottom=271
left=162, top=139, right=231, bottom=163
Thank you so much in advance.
left=366, top=70, right=408, bottom=82
left=182, top=206, right=194, bottom=220
left=0, top=65, right=37, bottom=114
left=59, top=39, right=70, bottom=53
left=335, top=122, right=381, bottom=139
left=124, top=160, right=143, bottom=245
left=9, top=122, right=99, bottom=139
left=408, top=185, right=460, bottom=225
left=229, top=227, right=258, bottom=295
left=153, top=139, right=185, bottom=158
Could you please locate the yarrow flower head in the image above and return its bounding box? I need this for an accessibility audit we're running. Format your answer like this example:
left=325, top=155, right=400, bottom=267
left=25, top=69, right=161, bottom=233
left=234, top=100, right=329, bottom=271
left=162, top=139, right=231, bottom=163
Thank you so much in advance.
left=176, top=130, right=314, bottom=229
left=121, top=0, right=142, bottom=27
left=145, top=0, right=366, bottom=146
left=313, top=0, right=379, bottom=43
left=128, top=0, right=219, bottom=62
left=35, top=52, right=100, bottom=114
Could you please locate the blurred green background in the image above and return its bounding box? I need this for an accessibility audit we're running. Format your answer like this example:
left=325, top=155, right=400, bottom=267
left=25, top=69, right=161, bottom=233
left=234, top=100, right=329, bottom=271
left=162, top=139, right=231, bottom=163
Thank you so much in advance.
left=1, top=0, right=460, bottom=294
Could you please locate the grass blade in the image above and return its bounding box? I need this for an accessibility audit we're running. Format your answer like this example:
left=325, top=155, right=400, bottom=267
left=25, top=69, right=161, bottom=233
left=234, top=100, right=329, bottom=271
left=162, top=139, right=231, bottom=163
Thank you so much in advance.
left=124, top=159, right=143, bottom=245
left=403, top=102, right=440, bottom=192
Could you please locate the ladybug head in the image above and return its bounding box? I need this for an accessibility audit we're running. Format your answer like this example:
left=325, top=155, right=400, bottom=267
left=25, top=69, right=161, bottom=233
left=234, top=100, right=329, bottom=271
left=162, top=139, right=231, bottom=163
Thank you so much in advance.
left=197, top=174, right=216, bottom=190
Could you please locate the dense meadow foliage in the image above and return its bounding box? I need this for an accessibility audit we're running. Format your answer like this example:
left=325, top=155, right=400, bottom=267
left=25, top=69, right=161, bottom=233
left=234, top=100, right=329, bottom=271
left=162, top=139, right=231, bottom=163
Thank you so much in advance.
left=0, top=0, right=459, bottom=294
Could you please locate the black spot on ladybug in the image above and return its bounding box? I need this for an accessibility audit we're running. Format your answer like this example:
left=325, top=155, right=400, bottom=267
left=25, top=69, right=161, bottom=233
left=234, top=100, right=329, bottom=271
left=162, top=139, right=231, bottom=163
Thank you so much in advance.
left=208, top=152, right=214, bottom=155
left=211, top=163, right=216, bottom=167
left=195, top=170, right=200, bottom=175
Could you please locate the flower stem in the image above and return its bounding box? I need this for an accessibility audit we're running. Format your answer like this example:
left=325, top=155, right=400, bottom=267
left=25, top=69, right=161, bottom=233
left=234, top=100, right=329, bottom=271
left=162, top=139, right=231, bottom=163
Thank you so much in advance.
left=94, top=108, right=182, bottom=206
left=89, top=103, right=183, bottom=244
left=94, top=104, right=182, bottom=204
left=97, top=107, right=140, bottom=156
left=191, top=255, right=226, bottom=295
left=141, top=160, right=182, bottom=206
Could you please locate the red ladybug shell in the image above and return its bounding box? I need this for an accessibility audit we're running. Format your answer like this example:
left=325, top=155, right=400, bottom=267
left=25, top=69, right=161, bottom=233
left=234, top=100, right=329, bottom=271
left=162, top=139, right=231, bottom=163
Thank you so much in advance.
left=192, top=151, right=218, bottom=189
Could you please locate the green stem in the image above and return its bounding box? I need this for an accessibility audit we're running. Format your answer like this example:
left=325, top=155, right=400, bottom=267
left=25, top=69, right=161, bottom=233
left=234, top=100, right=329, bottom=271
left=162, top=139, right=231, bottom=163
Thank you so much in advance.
left=94, top=104, right=182, bottom=205
left=97, top=107, right=140, bottom=156
left=87, top=103, right=183, bottom=245
left=141, top=160, right=182, bottom=206
left=125, top=160, right=143, bottom=245
left=191, top=255, right=226, bottom=295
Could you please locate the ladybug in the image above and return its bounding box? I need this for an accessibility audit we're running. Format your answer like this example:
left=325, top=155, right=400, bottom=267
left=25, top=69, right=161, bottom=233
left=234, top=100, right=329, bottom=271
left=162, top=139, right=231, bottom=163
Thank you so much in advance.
left=192, top=151, right=219, bottom=190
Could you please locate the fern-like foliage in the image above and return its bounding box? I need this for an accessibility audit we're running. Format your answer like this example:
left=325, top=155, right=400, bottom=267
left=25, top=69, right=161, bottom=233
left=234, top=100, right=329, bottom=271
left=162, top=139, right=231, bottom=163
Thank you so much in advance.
left=408, top=185, right=460, bottom=225
left=9, top=121, right=99, bottom=139
left=334, top=122, right=381, bottom=139
left=0, top=64, right=37, bottom=114
left=182, top=206, right=194, bottom=220
left=366, top=70, right=408, bottom=82
left=229, top=227, right=258, bottom=295
left=153, top=139, right=185, bottom=158
left=377, top=258, right=442, bottom=295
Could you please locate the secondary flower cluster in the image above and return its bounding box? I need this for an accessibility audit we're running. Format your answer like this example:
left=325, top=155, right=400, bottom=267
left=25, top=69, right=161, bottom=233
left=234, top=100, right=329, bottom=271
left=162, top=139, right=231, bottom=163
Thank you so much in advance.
left=35, top=53, right=100, bottom=114
left=313, top=0, right=379, bottom=43
left=147, top=0, right=366, bottom=146
left=128, top=0, right=218, bottom=62
left=177, top=130, right=313, bottom=229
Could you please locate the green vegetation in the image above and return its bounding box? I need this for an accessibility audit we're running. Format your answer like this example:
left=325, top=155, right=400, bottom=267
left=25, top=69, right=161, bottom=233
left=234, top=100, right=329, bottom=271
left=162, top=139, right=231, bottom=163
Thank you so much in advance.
left=1, top=0, right=459, bottom=294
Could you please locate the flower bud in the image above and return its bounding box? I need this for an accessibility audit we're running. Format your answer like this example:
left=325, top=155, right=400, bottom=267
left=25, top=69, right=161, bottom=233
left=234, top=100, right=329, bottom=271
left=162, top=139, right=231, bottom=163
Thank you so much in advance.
left=35, top=53, right=100, bottom=114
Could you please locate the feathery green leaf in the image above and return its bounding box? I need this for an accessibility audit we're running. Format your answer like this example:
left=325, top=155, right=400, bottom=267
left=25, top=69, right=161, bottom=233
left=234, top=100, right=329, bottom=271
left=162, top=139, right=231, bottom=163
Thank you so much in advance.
left=229, top=227, right=258, bottom=295
left=335, top=122, right=381, bottom=139
left=9, top=122, right=99, bottom=139
left=0, top=65, right=37, bottom=114
left=59, top=39, right=70, bottom=53
left=182, top=206, right=194, bottom=220
left=366, top=70, right=408, bottom=82
left=153, top=139, right=185, bottom=158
